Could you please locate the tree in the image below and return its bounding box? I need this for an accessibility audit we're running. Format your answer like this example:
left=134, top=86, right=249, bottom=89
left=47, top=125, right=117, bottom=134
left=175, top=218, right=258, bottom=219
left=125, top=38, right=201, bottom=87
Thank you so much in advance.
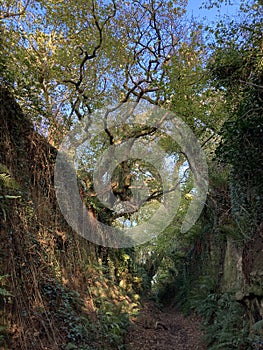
left=1, top=1, right=190, bottom=136
left=1, top=0, right=224, bottom=269
left=209, top=0, right=263, bottom=234
left=1, top=2, right=210, bottom=194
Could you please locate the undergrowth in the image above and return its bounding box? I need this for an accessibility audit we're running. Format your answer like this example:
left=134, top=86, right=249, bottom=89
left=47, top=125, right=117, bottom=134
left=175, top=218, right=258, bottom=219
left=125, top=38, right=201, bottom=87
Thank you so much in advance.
left=182, top=275, right=253, bottom=350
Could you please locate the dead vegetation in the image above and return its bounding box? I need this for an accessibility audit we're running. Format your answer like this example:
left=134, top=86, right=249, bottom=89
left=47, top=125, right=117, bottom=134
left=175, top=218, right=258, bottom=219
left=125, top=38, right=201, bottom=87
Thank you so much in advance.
left=125, top=301, right=206, bottom=350
left=0, top=87, right=139, bottom=350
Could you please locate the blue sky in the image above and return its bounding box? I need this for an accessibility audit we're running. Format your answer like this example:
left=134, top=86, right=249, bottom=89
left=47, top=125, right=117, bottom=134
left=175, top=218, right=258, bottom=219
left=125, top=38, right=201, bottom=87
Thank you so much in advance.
left=186, top=0, right=241, bottom=23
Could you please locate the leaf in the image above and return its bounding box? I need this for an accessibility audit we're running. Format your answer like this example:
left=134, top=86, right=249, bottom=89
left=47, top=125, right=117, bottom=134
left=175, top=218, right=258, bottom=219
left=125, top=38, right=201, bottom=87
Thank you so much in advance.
left=64, top=343, right=78, bottom=350
left=0, top=287, right=13, bottom=297
left=252, top=320, right=263, bottom=332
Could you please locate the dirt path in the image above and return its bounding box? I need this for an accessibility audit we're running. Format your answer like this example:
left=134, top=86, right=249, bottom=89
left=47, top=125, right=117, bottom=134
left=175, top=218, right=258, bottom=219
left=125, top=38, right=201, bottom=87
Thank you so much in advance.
left=124, top=301, right=206, bottom=350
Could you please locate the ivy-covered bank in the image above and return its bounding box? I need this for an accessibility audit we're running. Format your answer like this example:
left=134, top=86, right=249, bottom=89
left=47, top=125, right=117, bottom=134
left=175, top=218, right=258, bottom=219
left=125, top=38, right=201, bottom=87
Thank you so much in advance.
left=171, top=162, right=263, bottom=349
left=0, top=87, right=142, bottom=350
left=156, top=6, right=263, bottom=347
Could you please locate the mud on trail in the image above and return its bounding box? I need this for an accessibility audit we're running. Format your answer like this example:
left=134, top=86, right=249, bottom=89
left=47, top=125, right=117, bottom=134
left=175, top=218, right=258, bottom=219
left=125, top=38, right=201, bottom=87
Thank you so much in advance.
left=124, top=301, right=206, bottom=350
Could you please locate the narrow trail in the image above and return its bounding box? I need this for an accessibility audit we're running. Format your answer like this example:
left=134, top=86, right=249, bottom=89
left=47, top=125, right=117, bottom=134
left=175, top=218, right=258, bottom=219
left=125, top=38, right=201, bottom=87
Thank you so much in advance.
left=124, top=301, right=206, bottom=350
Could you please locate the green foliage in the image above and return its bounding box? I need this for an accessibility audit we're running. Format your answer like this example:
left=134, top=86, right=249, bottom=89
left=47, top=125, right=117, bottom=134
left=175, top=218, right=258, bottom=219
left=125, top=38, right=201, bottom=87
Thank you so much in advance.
left=190, top=286, right=252, bottom=349
left=252, top=319, right=263, bottom=334
left=0, top=275, right=12, bottom=348
left=207, top=0, right=263, bottom=241
left=42, top=279, right=132, bottom=349
left=1, top=1, right=262, bottom=350
left=84, top=258, right=140, bottom=349
left=64, top=344, right=97, bottom=350
left=0, top=164, right=21, bottom=225
left=0, top=324, right=8, bottom=349
left=0, top=164, right=20, bottom=192
left=41, top=283, right=95, bottom=345
left=0, top=275, right=13, bottom=301
left=97, top=301, right=130, bottom=349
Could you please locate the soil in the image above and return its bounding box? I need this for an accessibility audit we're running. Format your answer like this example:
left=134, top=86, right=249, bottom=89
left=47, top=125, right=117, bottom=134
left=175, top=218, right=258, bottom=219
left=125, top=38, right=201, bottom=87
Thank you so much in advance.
left=124, top=301, right=206, bottom=350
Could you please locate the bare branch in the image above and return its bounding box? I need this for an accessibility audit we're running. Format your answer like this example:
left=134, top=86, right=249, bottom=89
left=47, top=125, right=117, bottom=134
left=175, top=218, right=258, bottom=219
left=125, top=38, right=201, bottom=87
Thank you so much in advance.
left=63, top=0, right=117, bottom=119
left=119, top=1, right=181, bottom=105
left=0, top=0, right=31, bottom=19
left=201, top=132, right=216, bottom=148
left=239, top=80, right=263, bottom=89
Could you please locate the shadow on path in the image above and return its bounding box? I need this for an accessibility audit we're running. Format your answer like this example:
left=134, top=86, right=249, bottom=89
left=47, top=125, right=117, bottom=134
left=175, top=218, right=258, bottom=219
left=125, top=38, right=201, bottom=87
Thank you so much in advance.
left=124, top=301, right=206, bottom=350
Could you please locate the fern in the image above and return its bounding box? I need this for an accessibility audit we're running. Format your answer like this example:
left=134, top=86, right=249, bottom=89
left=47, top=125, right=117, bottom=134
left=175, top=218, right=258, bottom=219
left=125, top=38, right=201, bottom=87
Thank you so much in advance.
left=210, top=341, right=234, bottom=349
left=0, top=163, right=20, bottom=190
left=252, top=320, right=263, bottom=333
left=190, top=288, right=252, bottom=349
left=0, top=275, right=13, bottom=302
left=0, top=287, right=13, bottom=297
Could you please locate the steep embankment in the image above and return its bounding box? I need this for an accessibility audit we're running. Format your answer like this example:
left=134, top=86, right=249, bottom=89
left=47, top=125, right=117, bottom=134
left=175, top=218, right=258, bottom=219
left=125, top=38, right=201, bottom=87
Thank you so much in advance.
left=0, top=86, right=140, bottom=350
